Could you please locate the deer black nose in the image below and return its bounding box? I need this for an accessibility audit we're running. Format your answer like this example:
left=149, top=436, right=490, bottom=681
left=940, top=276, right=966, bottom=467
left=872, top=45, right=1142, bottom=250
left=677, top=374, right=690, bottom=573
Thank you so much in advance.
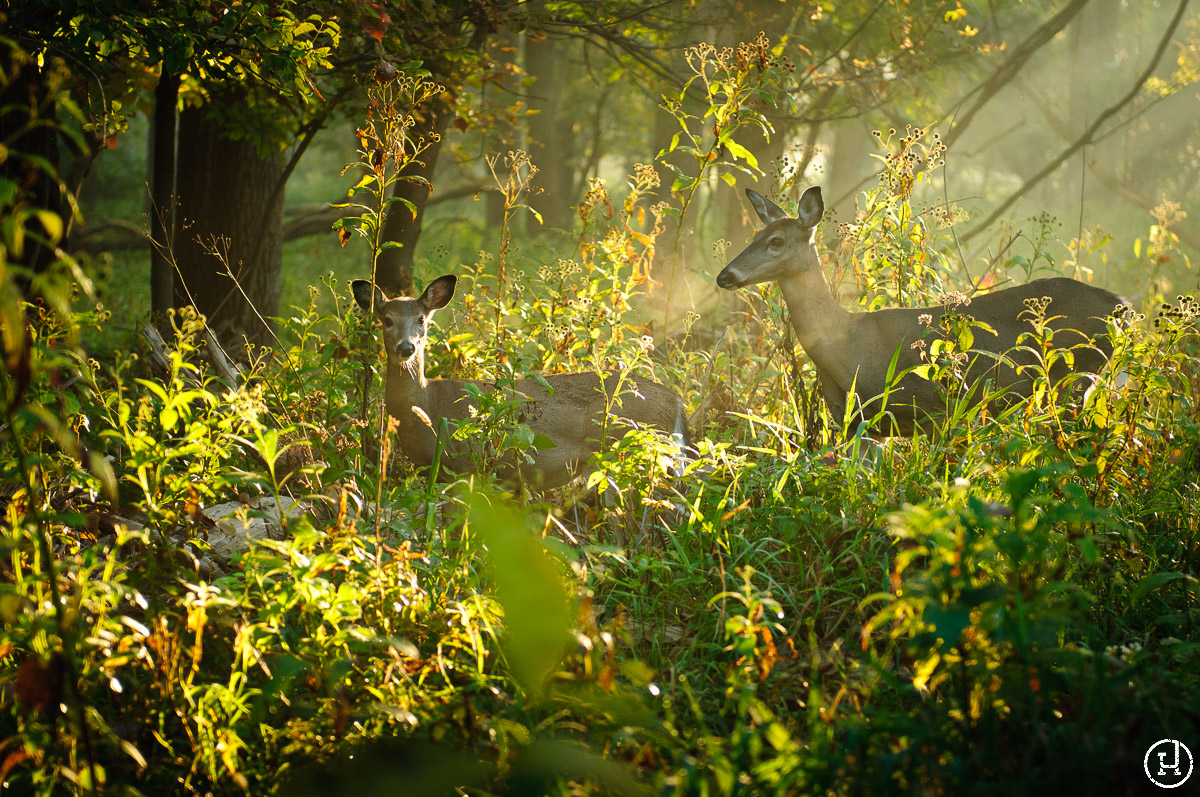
left=397, top=341, right=415, bottom=359
left=716, top=268, right=739, bottom=289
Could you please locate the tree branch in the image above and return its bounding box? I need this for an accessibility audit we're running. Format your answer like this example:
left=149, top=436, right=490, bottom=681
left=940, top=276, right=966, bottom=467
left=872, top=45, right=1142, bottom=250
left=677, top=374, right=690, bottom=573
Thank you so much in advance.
left=960, top=0, right=1190, bottom=243
left=71, top=179, right=495, bottom=256
left=942, top=0, right=1089, bottom=154
left=1014, top=74, right=1200, bottom=255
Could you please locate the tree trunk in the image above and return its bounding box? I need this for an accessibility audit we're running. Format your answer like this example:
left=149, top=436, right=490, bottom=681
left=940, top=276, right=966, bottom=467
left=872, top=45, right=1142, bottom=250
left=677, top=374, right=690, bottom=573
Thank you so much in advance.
left=374, top=97, right=450, bottom=297
left=174, top=90, right=284, bottom=348
left=827, top=118, right=872, bottom=219
left=525, top=27, right=577, bottom=234
left=150, top=70, right=179, bottom=315
left=485, top=27, right=520, bottom=229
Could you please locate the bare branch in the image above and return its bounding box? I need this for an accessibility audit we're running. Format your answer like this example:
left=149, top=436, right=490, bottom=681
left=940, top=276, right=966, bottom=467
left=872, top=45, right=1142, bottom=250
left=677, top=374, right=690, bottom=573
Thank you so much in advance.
left=942, top=0, right=1089, bottom=153
left=1014, top=72, right=1200, bottom=255
left=960, top=0, right=1190, bottom=243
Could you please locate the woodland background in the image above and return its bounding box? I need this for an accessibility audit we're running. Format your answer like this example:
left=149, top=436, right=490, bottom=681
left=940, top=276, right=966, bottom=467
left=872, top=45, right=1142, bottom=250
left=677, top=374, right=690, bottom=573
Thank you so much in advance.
left=1, top=1, right=1199, bottom=794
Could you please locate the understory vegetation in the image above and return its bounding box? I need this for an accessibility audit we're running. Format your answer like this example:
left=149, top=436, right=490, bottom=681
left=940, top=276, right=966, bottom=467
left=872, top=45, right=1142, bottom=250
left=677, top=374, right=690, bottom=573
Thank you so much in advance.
left=4, top=46, right=1200, bottom=797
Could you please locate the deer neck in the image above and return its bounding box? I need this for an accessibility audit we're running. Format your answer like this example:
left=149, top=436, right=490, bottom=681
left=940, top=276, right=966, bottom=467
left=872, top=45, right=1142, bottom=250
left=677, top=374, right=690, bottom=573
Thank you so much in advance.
left=777, top=262, right=857, bottom=386
left=384, top=350, right=429, bottom=428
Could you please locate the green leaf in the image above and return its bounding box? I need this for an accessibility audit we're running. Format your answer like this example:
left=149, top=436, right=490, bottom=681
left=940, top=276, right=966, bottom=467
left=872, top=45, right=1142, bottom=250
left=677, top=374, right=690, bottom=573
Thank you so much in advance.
left=134, top=379, right=169, bottom=404
left=0, top=177, right=17, bottom=207
left=530, top=433, right=557, bottom=451
left=972, top=320, right=998, bottom=338
left=395, top=174, right=432, bottom=188
left=723, top=139, right=759, bottom=171
left=33, top=210, right=63, bottom=243
left=586, top=469, right=607, bottom=491
left=472, top=496, right=572, bottom=697
left=384, top=196, right=417, bottom=219
left=511, top=424, right=535, bottom=451
left=617, top=658, right=655, bottom=686
left=1131, top=571, right=1192, bottom=605
left=910, top=364, right=935, bottom=381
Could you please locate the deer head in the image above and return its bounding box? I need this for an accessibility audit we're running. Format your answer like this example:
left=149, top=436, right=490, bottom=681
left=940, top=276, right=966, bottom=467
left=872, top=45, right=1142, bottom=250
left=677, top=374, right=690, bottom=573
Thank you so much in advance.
left=717, top=186, right=824, bottom=289
left=351, top=275, right=457, bottom=368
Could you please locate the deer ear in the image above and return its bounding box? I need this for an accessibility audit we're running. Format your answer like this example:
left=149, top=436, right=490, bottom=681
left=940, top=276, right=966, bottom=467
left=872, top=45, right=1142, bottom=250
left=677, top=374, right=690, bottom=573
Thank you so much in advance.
left=420, top=275, right=457, bottom=312
left=796, top=186, right=824, bottom=227
left=351, top=279, right=387, bottom=314
left=745, top=189, right=790, bottom=225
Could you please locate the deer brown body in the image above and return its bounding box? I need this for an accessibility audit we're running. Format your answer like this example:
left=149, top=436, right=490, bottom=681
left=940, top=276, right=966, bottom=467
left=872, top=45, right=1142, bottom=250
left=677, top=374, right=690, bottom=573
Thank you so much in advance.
left=353, top=275, right=688, bottom=488
left=717, top=188, right=1128, bottom=434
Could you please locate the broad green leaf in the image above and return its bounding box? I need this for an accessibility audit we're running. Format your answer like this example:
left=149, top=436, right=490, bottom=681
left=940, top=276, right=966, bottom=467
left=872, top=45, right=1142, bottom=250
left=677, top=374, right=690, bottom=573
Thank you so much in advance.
left=586, top=469, right=607, bottom=491
left=33, top=210, right=63, bottom=243
left=723, top=139, right=759, bottom=171
left=530, top=433, right=557, bottom=450
left=472, top=496, right=571, bottom=697
left=910, top=364, right=935, bottom=381
left=1131, top=571, right=1193, bottom=605
left=385, top=196, right=417, bottom=219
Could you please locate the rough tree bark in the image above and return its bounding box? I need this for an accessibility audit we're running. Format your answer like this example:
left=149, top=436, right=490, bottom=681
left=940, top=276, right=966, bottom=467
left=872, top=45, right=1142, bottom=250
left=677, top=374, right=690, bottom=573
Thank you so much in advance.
left=373, top=97, right=450, bottom=297
left=173, top=89, right=285, bottom=348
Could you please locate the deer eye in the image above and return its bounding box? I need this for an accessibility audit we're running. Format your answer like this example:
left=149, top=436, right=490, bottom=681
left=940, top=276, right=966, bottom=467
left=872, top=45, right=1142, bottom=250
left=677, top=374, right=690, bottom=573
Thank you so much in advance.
left=767, top=236, right=784, bottom=249
left=382, top=317, right=394, bottom=328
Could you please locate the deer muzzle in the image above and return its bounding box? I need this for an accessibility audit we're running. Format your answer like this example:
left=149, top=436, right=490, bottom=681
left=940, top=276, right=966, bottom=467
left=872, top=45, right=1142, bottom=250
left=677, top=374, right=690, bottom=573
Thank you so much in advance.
left=716, top=265, right=744, bottom=289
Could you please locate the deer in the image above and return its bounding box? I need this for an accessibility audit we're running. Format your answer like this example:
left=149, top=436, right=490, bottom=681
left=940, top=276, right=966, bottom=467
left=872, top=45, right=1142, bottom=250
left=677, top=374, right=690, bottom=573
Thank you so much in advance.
left=351, top=274, right=690, bottom=489
left=717, top=187, right=1129, bottom=435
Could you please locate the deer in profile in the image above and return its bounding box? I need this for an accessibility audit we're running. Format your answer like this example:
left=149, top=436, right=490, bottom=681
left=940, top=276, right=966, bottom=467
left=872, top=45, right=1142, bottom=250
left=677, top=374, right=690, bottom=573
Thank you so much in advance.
left=352, top=274, right=689, bottom=489
left=717, top=187, right=1128, bottom=435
